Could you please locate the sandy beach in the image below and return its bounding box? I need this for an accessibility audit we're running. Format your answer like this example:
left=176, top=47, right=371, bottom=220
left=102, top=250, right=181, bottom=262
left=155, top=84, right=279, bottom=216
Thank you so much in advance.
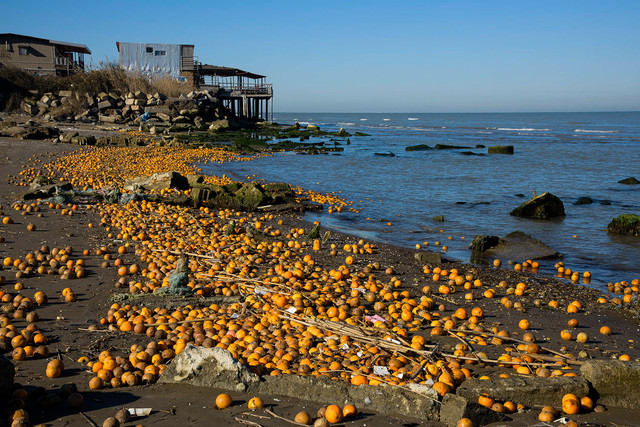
left=2, top=125, right=640, bottom=427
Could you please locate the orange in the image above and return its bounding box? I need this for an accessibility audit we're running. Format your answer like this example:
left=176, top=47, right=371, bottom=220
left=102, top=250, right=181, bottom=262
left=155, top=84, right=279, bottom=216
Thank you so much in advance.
left=324, top=404, right=343, bottom=423
left=562, top=396, right=580, bottom=415
left=247, top=397, right=264, bottom=409
left=215, top=393, right=232, bottom=409
left=518, top=319, right=530, bottom=330
left=342, top=404, right=357, bottom=418
left=478, top=393, right=494, bottom=408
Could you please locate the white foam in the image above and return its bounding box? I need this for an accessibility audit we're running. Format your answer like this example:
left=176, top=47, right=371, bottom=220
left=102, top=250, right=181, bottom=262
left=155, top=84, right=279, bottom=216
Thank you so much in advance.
left=383, top=118, right=391, bottom=121
left=574, top=129, right=619, bottom=133
left=360, top=118, right=368, bottom=121
left=337, top=122, right=356, bottom=126
left=408, top=117, right=419, bottom=121
left=494, top=127, right=550, bottom=132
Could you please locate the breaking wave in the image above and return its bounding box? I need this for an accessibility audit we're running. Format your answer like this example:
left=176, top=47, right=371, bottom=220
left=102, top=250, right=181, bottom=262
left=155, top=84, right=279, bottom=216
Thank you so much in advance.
left=574, top=129, right=619, bottom=133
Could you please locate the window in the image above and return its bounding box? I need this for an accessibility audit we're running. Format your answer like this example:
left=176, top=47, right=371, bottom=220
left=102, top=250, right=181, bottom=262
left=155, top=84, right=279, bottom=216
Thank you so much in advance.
left=155, top=50, right=166, bottom=56
left=146, top=46, right=153, bottom=53
left=19, top=46, right=28, bottom=55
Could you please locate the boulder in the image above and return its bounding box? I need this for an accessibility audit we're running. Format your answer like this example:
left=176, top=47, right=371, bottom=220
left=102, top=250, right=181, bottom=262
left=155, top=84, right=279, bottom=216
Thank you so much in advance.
left=193, top=116, right=205, bottom=130
left=481, top=231, right=561, bottom=260
left=510, top=192, right=565, bottom=219
left=618, top=177, right=640, bottom=185
left=607, top=214, right=640, bottom=237
left=470, top=234, right=499, bottom=252
left=263, top=183, right=295, bottom=203
left=581, top=360, right=640, bottom=408
left=208, top=119, right=230, bottom=132
left=306, top=124, right=319, bottom=131
left=0, top=355, right=14, bottom=398
left=488, top=145, right=514, bottom=154
left=124, top=171, right=190, bottom=192
left=415, top=251, right=442, bottom=265
left=158, top=345, right=259, bottom=392
left=29, top=175, right=54, bottom=190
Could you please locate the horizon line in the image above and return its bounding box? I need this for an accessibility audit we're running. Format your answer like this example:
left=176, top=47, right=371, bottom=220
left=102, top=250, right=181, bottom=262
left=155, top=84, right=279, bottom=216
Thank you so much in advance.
left=273, top=110, right=640, bottom=115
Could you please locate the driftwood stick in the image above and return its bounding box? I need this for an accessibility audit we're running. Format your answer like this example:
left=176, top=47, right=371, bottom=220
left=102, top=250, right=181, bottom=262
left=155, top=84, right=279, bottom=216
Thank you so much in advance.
left=448, top=328, right=573, bottom=359
left=264, top=408, right=309, bottom=426
left=79, top=411, right=99, bottom=427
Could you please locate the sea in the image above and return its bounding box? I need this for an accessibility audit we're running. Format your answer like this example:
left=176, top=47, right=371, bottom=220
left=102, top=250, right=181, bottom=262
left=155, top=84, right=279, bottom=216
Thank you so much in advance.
left=201, top=112, right=640, bottom=292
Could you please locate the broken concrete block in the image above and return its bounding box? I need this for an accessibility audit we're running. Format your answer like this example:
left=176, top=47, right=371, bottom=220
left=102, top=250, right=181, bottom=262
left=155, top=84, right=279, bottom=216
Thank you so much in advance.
left=440, top=394, right=508, bottom=427
left=97, top=100, right=112, bottom=110
left=581, top=360, right=640, bottom=408
left=456, top=376, right=590, bottom=408
left=124, top=171, right=190, bottom=192
left=23, top=183, right=73, bottom=200
left=21, top=101, right=39, bottom=116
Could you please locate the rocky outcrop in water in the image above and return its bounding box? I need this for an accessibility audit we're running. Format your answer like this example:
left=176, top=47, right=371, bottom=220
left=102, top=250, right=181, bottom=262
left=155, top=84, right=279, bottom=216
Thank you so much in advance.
left=618, top=177, right=640, bottom=185
left=574, top=197, right=593, bottom=205
left=470, top=235, right=500, bottom=252
left=510, top=192, right=565, bottom=219
left=607, top=214, right=640, bottom=237
left=478, top=231, right=561, bottom=260
left=488, top=146, right=514, bottom=154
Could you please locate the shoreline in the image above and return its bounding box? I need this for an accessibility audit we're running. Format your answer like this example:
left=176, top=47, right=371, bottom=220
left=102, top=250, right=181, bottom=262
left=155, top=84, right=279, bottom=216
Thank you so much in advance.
left=204, top=147, right=635, bottom=294
left=2, top=127, right=640, bottom=426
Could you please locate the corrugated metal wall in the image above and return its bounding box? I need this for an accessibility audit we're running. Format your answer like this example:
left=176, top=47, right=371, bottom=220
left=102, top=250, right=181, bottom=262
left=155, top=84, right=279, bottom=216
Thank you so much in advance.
left=119, top=42, right=181, bottom=78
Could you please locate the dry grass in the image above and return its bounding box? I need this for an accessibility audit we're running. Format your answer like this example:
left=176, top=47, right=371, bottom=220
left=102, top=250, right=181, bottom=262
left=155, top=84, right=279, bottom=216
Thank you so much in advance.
left=151, top=76, right=188, bottom=97
left=0, top=61, right=190, bottom=111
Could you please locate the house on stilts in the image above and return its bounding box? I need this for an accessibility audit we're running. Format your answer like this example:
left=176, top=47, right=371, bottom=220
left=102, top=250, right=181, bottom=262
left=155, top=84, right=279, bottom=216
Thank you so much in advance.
left=116, top=41, right=273, bottom=122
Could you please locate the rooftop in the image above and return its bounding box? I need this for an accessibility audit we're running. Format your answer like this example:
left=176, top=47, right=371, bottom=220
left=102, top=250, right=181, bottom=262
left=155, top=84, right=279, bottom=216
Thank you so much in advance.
left=0, top=33, right=91, bottom=54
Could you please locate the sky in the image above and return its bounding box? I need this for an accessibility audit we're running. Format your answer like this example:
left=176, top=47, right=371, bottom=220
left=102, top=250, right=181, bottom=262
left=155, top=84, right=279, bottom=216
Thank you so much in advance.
left=4, top=0, right=640, bottom=113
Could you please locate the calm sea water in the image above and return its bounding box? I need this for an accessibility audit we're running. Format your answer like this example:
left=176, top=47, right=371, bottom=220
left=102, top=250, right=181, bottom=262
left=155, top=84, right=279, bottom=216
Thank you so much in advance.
left=203, top=112, right=640, bottom=291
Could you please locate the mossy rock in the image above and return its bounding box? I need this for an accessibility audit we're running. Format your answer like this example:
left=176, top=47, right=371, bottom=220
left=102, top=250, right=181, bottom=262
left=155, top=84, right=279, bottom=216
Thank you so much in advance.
left=235, top=182, right=267, bottom=210
left=607, top=214, right=640, bottom=237
left=224, top=182, right=243, bottom=193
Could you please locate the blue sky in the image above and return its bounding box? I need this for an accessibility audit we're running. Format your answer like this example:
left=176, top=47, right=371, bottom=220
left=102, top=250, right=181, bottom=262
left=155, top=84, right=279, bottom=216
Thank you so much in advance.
left=4, top=1, right=639, bottom=112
